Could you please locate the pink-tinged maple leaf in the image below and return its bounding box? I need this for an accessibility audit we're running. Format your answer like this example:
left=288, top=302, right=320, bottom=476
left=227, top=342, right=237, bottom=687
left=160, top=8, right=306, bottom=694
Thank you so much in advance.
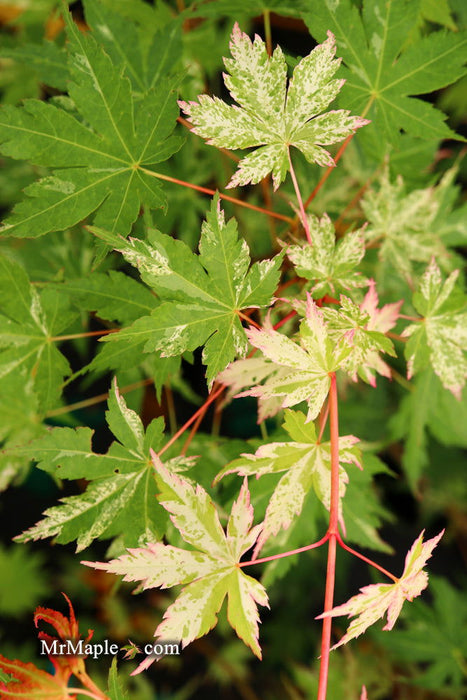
left=0, top=655, right=72, bottom=699
left=358, top=280, right=402, bottom=384
left=34, top=593, right=93, bottom=682
left=317, top=530, right=444, bottom=649
left=234, top=295, right=351, bottom=422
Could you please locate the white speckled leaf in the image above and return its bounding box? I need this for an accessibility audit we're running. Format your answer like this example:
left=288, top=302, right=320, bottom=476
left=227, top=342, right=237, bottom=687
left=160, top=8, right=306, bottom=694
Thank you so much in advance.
left=154, top=571, right=231, bottom=648
left=403, top=260, right=467, bottom=397
left=83, top=542, right=216, bottom=589
left=362, top=169, right=455, bottom=281
left=287, top=213, right=367, bottom=297
left=318, top=530, right=444, bottom=649
left=322, top=294, right=397, bottom=387
left=181, top=25, right=368, bottom=189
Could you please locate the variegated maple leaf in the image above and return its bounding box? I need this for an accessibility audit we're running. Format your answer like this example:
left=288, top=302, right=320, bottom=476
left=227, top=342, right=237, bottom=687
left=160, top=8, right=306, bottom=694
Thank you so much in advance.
left=317, top=529, right=444, bottom=649
left=215, top=410, right=361, bottom=556
left=238, top=295, right=351, bottom=421
left=219, top=355, right=288, bottom=423
left=362, top=168, right=458, bottom=281
left=358, top=281, right=402, bottom=385
left=402, top=259, right=467, bottom=398
left=321, top=294, right=397, bottom=386
left=83, top=455, right=268, bottom=673
left=180, top=25, right=368, bottom=189
left=287, top=213, right=368, bottom=297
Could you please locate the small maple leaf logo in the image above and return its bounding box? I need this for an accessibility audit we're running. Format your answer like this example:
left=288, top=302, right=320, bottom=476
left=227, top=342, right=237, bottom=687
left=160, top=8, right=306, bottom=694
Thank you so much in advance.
left=121, top=640, right=142, bottom=660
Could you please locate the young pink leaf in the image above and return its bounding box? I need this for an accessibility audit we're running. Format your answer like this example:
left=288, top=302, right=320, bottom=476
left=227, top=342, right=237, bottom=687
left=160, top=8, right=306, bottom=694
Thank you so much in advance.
left=317, top=530, right=444, bottom=649
left=237, top=295, right=351, bottom=421
left=83, top=463, right=268, bottom=673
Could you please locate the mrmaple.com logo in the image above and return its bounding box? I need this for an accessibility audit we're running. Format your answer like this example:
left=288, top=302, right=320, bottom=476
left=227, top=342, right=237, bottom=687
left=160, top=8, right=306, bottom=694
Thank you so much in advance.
left=39, top=638, right=180, bottom=661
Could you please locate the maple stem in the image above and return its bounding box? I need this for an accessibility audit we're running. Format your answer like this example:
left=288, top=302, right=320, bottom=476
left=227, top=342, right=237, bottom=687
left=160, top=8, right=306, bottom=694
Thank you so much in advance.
left=288, top=149, right=313, bottom=245
left=263, top=10, right=272, bottom=56
left=386, top=331, right=407, bottom=342
left=336, top=534, right=398, bottom=583
left=238, top=310, right=262, bottom=329
left=328, top=374, right=340, bottom=535
left=45, top=378, right=153, bottom=418
left=273, top=310, right=297, bottom=331
left=140, top=168, right=293, bottom=223
left=181, top=405, right=205, bottom=455
left=239, top=533, right=329, bottom=567
left=158, top=384, right=225, bottom=457
left=165, top=385, right=178, bottom=434
left=50, top=329, right=117, bottom=342
left=317, top=373, right=340, bottom=700
left=317, top=535, right=337, bottom=700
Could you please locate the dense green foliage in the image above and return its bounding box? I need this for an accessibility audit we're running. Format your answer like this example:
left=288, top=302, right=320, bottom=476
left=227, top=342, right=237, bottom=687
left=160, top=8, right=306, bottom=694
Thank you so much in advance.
left=0, top=1, right=465, bottom=699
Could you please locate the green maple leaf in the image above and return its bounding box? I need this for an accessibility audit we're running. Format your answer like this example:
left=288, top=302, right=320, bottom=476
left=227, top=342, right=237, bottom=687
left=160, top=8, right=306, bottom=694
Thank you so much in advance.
left=0, top=3, right=183, bottom=238
left=14, top=379, right=192, bottom=551
left=56, top=270, right=158, bottom=326
left=83, top=459, right=269, bottom=672
left=0, top=545, right=48, bottom=617
left=180, top=24, right=368, bottom=190
left=318, top=529, right=444, bottom=649
left=82, top=0, right=182, bottom=96
left=107, top=658, right=129, bottom=700
left=287, top=213, right=368, bottom=297
left=403, top=259, right=467, bottom=397
left=90, top=198, right=283, bottom=386
left=215, top=409, right=361, bottom=555
left=0, top=254, right=75, bottom=410
left=305, top=0, right=466, bottom=147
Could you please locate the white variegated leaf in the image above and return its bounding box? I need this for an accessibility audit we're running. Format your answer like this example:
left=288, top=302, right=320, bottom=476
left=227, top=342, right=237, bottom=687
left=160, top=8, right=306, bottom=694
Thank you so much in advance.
left=362, top=168, right=456, bottom=281
left=181, top=26, right=368, bottom=189
left=403, top=260, right=467, bottom=397
left=83, top=543, right=215, bottom=589
left=106, top=377, right=145, bottom=455
left=84, top=456, right=268, bottom=671
left=322, top=295, right=397, bottom=387
left=287, top=213, right=367, bottom=297
left=215, top=410, right=361, bottom=555
left=238, top=296, right=351, bottom=421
